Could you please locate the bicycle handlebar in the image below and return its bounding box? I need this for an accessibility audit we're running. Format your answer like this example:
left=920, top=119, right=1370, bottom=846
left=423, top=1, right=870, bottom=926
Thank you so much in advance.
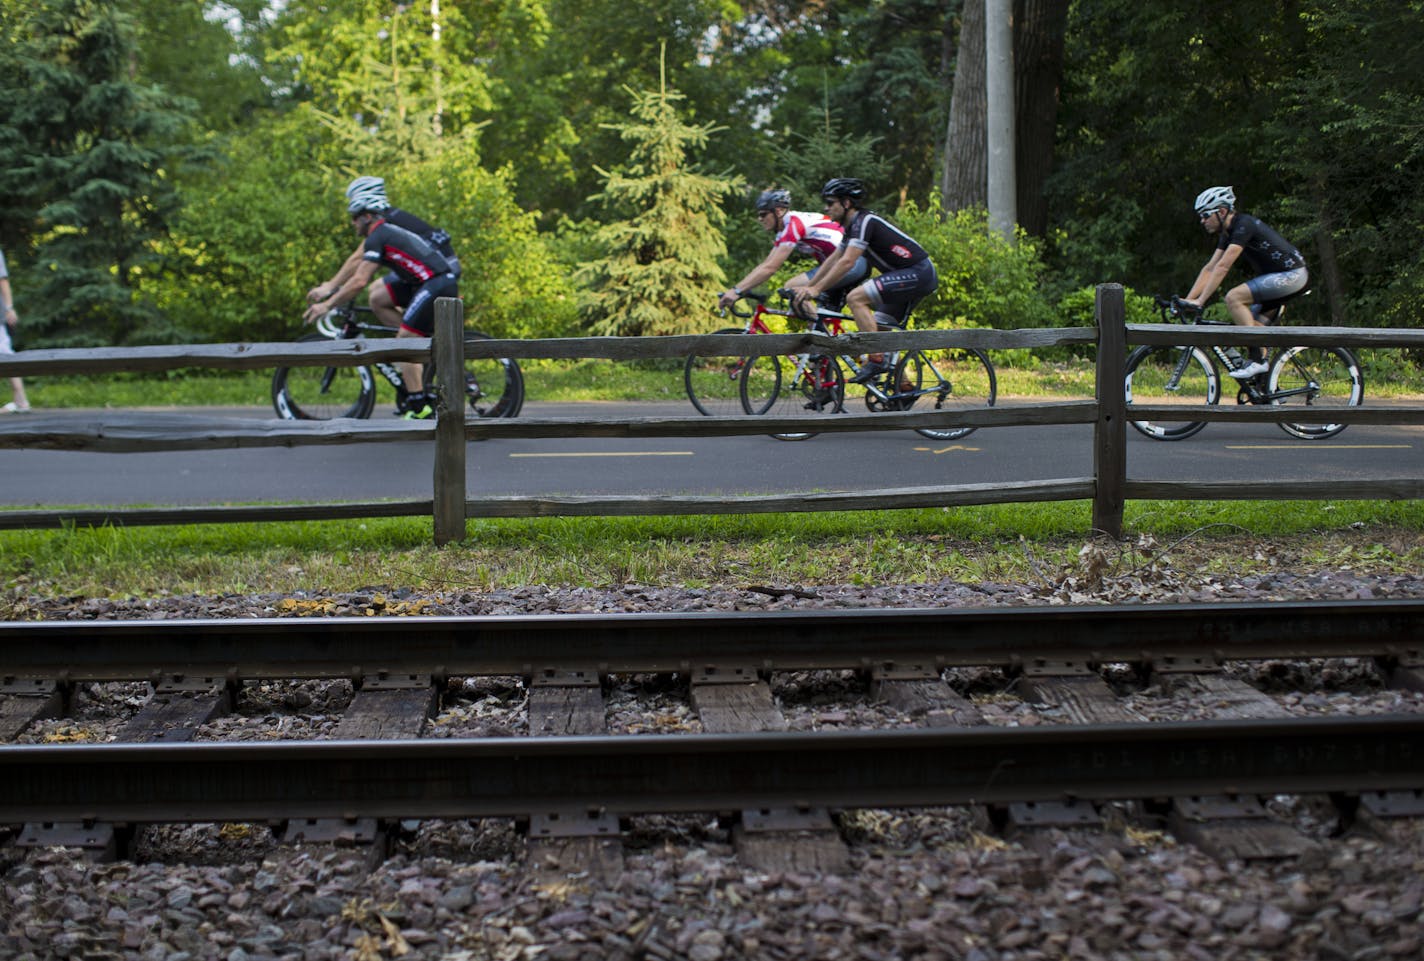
left=1153, top=294, right=1205, bottom=323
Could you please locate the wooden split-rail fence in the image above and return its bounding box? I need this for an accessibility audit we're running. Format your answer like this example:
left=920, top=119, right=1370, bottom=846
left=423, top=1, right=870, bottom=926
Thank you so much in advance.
left=0, top=287, right=1422, bottom=545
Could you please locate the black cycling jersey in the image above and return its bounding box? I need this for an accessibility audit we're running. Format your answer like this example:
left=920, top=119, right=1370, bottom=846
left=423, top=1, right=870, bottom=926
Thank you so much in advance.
left=1218, top=213, right=1305, bottom=275
left=386, top=207, right=459, bottom=273
left=840, top=209, right=930, bottom=273
left=362, top=218, right=453, bottom=283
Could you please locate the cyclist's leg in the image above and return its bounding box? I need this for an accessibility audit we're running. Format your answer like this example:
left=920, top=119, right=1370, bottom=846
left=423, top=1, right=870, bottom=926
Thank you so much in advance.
left=1235, top=268, right=1309, bottom=364
left=395, top=274, right=457, bottom=408
left=372, top=273, right=412, bottom=328
left=853, top=260, right=937, bottom=380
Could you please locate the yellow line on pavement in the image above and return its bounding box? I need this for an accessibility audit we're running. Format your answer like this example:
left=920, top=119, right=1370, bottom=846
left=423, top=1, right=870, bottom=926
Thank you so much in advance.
left=914, top=445, right=982, bottom=454
left=509, top=451, right=694, bottom=458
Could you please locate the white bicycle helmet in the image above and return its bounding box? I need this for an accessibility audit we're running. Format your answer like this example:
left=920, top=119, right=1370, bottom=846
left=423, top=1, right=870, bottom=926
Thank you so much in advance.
left=346, top=176, right=391, bottom=215
left=1193, top=185, right=1235, bottom=216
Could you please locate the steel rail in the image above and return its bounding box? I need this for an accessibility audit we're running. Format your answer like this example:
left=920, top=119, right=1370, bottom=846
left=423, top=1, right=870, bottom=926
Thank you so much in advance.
left=0, top=599, right=1421, bottom=682
left=0, top=716, right=1420, bottom=823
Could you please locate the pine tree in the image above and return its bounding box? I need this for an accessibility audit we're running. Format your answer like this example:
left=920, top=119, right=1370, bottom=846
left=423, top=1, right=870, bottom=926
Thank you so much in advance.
left=0, top=0, right=195, bottom=346
left=577, top=49, right=741, bottom=337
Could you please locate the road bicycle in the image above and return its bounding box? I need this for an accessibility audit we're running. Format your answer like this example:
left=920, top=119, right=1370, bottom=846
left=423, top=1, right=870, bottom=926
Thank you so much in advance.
left=684, top=290, right=996, bottom=441
left=271, top=303, right=524, bottom=421
left=1124, top=296, right=1363, bottom=441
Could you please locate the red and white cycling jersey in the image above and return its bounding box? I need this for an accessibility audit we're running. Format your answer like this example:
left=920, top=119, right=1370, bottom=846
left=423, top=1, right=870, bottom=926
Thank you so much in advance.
left=774, top=211, right=843, bottom=264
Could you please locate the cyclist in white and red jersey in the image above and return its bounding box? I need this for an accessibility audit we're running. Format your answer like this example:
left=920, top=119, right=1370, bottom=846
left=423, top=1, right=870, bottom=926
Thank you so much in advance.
left=303, top=187, right=459, bottom=419
left=1182, top=185, right=1310, bottom=381
left=794, top=178, right=939, bottom=383
left=716, top=189, right=869, bottom=312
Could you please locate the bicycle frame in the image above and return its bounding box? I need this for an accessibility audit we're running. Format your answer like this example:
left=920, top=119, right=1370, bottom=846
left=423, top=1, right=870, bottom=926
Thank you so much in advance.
left=734, top=298, right=923, bottom=408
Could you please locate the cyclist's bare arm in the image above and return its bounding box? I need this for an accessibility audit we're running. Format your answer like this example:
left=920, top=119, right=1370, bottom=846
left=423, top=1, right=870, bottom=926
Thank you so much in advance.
left=1184, top=244, right=1243, bottom=305
left=303, top=259, right=379, bottom=324
left=306, top=244, right=366, bottom=304
left=720, top=244, right=795, bottom=309
left=796, top=245, right=858, bottom=304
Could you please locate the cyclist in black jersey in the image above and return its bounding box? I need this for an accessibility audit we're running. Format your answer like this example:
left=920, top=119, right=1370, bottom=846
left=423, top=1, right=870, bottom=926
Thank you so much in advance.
left=303, top=183, right=459, bottom=419
left=306, top=177, right=462, bottom=336
left=1182, top=185, right=1309, bottom=380
left=793, top=178, right=939, bottom=384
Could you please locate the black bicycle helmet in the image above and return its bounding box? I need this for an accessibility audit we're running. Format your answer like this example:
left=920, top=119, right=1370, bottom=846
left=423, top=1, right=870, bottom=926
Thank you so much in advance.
left=820, top=177, right=866, bottom=202
left=754, top=188, right=791, bottom=213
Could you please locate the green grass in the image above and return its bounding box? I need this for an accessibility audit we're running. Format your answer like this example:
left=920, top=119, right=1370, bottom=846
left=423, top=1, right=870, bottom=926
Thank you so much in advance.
left=3, top=500, right=1422, bottom=602
left=17, top=345, right=1422, bottom=410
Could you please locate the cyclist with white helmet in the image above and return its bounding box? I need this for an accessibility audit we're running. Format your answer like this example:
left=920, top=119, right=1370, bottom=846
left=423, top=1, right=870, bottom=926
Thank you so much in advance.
left=793, top=178, right=939, bottom=384
left=1182, top=185, right=1309, bottom=380
left=716, top=188, right=868, bottom=312
left=303, top=178, right=459, bottom=419
left=306, top=176, right=461, bottom=332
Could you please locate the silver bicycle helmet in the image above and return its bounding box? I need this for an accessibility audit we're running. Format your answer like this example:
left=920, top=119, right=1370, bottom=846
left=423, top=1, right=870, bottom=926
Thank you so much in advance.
left=1193, top=185, right=1235, bottom=216
left=754, top=188, right=791, bottom=213
left=346, top=176, right=391, bottom=215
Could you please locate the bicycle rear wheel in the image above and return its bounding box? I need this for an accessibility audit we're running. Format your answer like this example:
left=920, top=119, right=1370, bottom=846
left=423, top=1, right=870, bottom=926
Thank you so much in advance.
left=424, top=333, right=525, bottom=418
left=891, top=347, right=997, bottom=440
left=1124, top=345, right=1219, bottom=441
left=271, top=332, right=376, bottom=420
left=740, top=352, right=844, bottom=441
left=1269, top=346, right=1363, bottom=440
left=684, top=328, right=752, bottom=416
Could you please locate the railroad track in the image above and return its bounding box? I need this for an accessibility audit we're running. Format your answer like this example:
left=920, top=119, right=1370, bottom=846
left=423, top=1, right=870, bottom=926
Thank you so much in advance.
left=3, top=599, right=1424, bottom=866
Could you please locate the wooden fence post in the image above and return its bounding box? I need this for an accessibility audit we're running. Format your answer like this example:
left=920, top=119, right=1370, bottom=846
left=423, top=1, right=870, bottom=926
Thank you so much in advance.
left=432, top=298, right=467, bottom=546
left=1092, top=284, right=1126, bottom=538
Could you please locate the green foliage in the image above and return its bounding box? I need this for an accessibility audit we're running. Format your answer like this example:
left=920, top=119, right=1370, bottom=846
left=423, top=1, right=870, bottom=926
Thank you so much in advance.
left=0, top=0, right=198, bottom=347
left=150, top=110, right=343, bottom=344
left=577, top=58, right=742, bottom=336
left=892, top=200, right=1056, bottom=332
left=152, top=111, right=579, bottom=344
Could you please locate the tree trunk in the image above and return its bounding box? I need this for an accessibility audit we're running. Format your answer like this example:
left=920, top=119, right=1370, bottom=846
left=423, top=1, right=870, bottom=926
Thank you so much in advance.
left=942, top=0, right=987, bottom=213
left=1012, top=0, right=1069, bottom=236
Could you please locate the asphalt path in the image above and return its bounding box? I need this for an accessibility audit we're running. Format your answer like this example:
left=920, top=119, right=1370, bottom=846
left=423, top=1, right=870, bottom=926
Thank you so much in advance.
left=0, top=401, right=1419, bottom=507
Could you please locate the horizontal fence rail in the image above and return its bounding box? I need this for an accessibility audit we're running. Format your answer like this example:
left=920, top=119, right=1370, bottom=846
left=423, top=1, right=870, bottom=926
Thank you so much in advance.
left=0, top=288, right=1419, bottom=541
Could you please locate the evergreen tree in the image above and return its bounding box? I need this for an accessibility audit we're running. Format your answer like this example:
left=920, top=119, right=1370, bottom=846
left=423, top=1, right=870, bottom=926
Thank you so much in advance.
left=577, top=52, right=742, bottom=337
left=0, top=0, right=196, bottom=346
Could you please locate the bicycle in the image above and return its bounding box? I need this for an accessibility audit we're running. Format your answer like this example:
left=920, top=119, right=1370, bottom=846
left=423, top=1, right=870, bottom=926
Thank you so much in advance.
left=684, top=290, right=996, bottom=441
left=1124, top=295, right=1363, bottom=441
left=271, top=303, right=525, bottom=421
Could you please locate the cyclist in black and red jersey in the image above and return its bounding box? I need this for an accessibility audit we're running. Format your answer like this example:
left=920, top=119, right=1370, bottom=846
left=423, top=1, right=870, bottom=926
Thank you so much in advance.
left=793, top=178, right=939, bottom=383
left=1181, top=185, right=1309, bottom=381
left=307, top=177, right=461, bottom=328
left=717, top=188, right=869, bottom=312
left=303, top=186, right=459, bottom=420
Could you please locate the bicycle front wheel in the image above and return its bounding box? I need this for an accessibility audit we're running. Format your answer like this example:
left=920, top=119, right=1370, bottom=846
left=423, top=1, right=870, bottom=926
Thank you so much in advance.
left=684, top=328, right=752, bottom=416
left=425, top=333, right=525, bottom=418
left=1124, top=345, right=1219, bottom=441
left=1269, top=346, right=1363, bottom=440
left=892, top=347, right=997, bottom=440
left=271, top=332, right=376, bottom=420
left=740, top=352, right=844, bottom=441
